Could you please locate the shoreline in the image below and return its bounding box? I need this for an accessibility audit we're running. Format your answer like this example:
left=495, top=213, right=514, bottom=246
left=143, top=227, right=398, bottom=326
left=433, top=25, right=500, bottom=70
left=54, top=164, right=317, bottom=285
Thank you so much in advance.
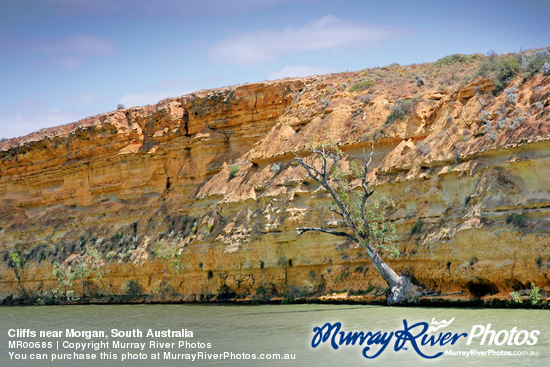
left=2, top=294, right=548, bottom=309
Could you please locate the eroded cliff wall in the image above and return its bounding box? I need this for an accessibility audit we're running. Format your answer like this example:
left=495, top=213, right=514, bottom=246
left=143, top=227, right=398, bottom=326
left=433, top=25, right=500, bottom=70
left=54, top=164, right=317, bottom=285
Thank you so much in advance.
left=1, top=56, right=549, bottom=302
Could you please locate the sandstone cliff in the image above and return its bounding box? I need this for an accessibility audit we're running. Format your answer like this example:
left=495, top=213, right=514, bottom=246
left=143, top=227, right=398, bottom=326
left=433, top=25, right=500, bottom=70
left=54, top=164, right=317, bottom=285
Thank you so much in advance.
left=1, top=51, right=549, bottom=304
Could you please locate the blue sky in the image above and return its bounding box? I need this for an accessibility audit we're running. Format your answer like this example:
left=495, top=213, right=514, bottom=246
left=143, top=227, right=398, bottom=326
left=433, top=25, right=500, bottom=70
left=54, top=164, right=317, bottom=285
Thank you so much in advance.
left=1, top=0, right=549, bottom=139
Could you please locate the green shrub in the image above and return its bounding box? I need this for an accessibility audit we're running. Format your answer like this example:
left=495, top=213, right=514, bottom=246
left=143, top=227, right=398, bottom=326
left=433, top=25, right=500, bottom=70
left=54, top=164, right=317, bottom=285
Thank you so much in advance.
left=52, top=262, right=75, bottom=298
left=8, top=251, right=23, bottom=269
left=229, top=164, right=239, bottom=180
left=282, top=286, right=308, bottom=302
left=8, top=251, right=28, bottom=298
left=530, top=284, right=542, bottom=306
left=524, top=49, right=550, bottom=77
left=303, top=280, right=316, bottom=295
left=504, top=86, right=518, bottom=104
left=411, top=220, right=424, bottom=235
left=121, top=280, right=141, bottom=299
left=349, top=285, right=376, bottom=295
left=110, top=232, right=123, bottom=244
left=388, top=247, right=400, bottom=259
left=386, top=99, right=415, bottom=124
left=509, top=291, right=522, bottom=304
left=505, top=213, right=527, bottom=228
left=349, top=80, right=374, bottom=92
left=334, top=271, right=351, bottom=284
left=478, top=55, right=521, bottom=93
left=435, top=53, right=483, bottom=66
left=155, top=280, right=172, bottom=295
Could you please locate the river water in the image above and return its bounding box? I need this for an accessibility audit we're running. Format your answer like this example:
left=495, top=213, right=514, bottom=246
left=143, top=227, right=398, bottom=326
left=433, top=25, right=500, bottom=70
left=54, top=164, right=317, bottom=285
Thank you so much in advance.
left=0, top=304, right=548, bottom=366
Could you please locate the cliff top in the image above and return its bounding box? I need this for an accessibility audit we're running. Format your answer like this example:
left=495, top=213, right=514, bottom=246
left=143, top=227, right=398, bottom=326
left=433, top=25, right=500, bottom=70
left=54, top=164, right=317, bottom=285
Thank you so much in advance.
left=3, top=48, right=548, bottom=154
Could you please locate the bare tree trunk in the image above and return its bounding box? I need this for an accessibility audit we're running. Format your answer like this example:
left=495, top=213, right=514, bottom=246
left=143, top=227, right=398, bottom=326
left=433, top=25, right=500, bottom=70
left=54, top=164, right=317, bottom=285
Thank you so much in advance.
left=358, top=238, right=417, bottom=304
left=15, top=271, right=29, bottom=299
left=98, top=277, right=108, bottom=296
left=162, top=261, right=183, bottom=297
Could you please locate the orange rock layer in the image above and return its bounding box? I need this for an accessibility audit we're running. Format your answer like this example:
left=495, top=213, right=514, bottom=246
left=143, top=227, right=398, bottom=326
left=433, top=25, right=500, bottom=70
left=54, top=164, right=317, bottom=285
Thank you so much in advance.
left=1, top=63, right=549, bottom=302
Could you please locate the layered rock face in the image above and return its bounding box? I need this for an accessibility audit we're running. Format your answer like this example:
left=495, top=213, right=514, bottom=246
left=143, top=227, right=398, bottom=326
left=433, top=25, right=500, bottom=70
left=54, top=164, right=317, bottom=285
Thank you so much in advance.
left=1, top=59, right=549, bottom=302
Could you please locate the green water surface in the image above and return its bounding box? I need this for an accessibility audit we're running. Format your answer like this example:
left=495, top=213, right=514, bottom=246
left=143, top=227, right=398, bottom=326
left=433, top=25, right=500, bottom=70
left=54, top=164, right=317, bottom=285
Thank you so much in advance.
left=0, top=304, right=547, bottom=366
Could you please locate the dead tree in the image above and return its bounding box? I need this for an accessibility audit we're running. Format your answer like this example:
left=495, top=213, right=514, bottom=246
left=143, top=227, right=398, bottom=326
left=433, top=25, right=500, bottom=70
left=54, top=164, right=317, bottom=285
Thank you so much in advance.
left=295, top=141, right=419, bottom=304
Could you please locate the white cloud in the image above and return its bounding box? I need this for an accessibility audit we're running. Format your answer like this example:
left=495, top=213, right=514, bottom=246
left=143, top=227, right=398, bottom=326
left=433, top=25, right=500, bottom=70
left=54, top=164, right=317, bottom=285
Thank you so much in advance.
left=267, top=65, right=337, bottom=80
left=44, top=0, right=297, bottom=16
left=38, top=33, right=117, bottom=68
left=209, top=15, right=398, bottom=64
left=73, top=92, right=104, bottom=104
left=152, top=77, right=189, bottom=89
left=2, top=32, right=117, bottom=68
left=41, top=33, right=117, bottom=57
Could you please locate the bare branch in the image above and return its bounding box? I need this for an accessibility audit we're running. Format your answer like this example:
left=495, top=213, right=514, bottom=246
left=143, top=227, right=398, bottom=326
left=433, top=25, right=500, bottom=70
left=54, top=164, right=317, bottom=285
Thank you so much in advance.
left=444, top=130, right=457, bottom=148
left=296, top=147, right=359, bottom=234
left=329, top=207, right=344, bottom=218
left=362, top=137, right=376, bottom=172
left=361, top=139, right=377, bottom=221
left=296, top=226, right=354, bottom=240
left=321, top=145, right=328, bottom=177
left=444, top=131, right=461, bottom=167
left=295, top=155, right=325, bottom=186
